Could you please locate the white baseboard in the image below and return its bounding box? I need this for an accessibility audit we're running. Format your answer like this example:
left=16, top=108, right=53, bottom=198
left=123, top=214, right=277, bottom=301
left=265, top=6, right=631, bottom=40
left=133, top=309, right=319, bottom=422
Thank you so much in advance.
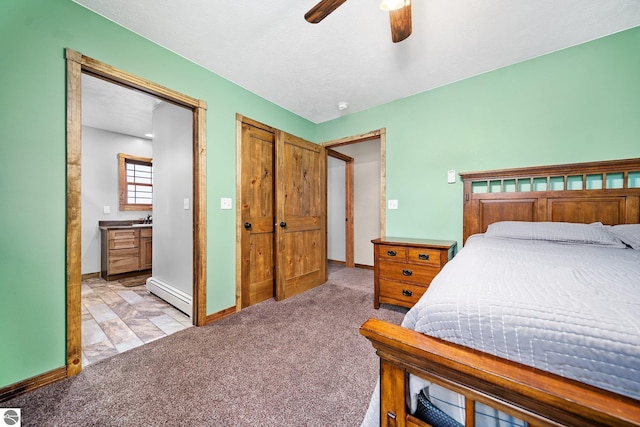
left=146, top=277, right=192, bottom=317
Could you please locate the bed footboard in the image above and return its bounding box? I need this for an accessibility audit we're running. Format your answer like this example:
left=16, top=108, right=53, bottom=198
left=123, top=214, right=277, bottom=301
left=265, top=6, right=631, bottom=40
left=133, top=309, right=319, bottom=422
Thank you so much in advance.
left=360, top=318, right=640, bottom=427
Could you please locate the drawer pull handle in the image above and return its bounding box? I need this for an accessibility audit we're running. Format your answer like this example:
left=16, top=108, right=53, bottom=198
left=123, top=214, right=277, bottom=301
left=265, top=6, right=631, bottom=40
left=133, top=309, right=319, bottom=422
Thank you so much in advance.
left=418, top=253, right=430, bottom=260
left=402, top=269, right=413, bottom=276
left=402, top=289, right=413, bottom=297
left=387, top=250, right=397, bottom=256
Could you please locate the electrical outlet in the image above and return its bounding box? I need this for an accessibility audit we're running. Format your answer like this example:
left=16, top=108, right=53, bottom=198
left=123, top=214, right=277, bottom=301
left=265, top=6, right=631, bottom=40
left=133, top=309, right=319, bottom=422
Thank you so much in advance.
left=220, top=197, right=233, bottom=210
left=388, top=199, right=398, bottom=210
left=103, top=206, right=111, bottom=214
left=447, top=170, right=456, bottom=184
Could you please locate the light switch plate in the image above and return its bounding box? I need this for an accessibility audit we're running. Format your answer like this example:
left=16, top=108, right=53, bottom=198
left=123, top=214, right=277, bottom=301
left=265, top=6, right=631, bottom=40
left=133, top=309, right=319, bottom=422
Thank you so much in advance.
left=103, top=206, right=111, bottom=214
left=388, top=199, right=398, bottom=210
left=183, top=198, right=190, bottom=210
left=220, top=197, right=233, bottom=210
left=447, top=170, right=456, bottom=184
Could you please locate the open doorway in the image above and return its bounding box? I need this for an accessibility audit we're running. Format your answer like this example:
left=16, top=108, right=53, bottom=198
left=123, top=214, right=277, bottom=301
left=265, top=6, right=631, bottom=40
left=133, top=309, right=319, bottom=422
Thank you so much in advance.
left=327, top=149, right=354, bottom=267
left=80, top=74, right=194, bottom=366
left=324, top=129, right=386, bottom=268
left=65, top=49, right=207, bottom=377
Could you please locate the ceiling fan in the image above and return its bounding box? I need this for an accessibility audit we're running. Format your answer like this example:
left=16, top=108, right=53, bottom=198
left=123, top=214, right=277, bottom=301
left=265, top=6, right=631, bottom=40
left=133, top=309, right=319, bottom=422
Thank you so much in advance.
left=305, top=0, right=412, bottom=43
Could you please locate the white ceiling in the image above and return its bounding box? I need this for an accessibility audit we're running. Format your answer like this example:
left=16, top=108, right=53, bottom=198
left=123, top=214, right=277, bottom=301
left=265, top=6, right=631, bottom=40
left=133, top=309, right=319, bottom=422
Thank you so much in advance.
left=75, top=0, right=640, bottom=130
left=82, top=74, right=162, bottom=139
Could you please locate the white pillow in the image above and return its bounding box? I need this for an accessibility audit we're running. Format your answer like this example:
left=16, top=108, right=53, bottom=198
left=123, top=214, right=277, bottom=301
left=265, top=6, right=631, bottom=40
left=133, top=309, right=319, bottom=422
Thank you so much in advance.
left=485, top=221, right=627, bottom=248
left=606, top=224, right=640, bottom=250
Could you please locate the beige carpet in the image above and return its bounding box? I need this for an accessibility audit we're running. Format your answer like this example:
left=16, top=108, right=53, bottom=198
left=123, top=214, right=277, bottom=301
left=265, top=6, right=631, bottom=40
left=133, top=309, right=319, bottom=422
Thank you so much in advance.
left=6, top=266, right=407, bottom=426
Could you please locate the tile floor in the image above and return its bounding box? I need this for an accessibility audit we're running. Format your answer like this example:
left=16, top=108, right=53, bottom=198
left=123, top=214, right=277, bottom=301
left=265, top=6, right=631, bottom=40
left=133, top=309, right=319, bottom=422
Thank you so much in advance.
left=81, top=276, right=192, bottom=366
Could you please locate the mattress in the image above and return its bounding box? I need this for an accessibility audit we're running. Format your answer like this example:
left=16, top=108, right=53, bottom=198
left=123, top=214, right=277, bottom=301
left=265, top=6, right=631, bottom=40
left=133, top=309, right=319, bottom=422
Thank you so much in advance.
left=403, top=234, right=640, bottom=400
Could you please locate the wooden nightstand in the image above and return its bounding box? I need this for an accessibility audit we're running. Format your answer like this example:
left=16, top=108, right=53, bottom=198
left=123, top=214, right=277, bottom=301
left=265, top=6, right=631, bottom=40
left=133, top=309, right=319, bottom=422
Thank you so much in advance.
left=372, top=237, right=456, bottom=309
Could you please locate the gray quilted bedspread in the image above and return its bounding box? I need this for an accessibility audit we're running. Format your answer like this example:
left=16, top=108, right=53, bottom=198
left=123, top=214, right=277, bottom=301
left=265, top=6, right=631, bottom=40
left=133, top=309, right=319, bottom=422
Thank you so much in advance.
left=402, top=235, right=640, bottom=399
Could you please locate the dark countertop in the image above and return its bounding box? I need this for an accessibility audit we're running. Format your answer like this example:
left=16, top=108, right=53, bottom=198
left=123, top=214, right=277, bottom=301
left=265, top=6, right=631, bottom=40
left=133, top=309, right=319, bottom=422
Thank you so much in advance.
left=99, top=220, right=152, bottom=230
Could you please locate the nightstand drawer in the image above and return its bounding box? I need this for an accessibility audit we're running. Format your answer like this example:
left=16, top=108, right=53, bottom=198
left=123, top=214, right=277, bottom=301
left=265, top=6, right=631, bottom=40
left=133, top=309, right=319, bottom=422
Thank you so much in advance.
left=408, top=248, right=441, bottom=266
left=377, top=245, right=407, bottom=261
left=379, top=262, right=438, bottom=285
left=379, top=279, right=426, bottom=306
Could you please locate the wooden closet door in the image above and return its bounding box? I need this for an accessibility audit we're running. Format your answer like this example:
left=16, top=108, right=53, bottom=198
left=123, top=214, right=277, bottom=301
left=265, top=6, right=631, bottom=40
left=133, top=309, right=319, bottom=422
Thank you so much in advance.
left=275, top=131, right=327, bottom=300
left=240, top=123, right=275, bottom=307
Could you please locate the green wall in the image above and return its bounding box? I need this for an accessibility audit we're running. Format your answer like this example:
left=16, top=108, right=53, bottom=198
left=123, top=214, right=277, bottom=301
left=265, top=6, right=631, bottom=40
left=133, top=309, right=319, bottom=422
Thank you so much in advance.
left=317, top=26, right=640, bottom=245
left=1, top=0, right=639, bottom=391
left=0, top=0, right=315, bottom=388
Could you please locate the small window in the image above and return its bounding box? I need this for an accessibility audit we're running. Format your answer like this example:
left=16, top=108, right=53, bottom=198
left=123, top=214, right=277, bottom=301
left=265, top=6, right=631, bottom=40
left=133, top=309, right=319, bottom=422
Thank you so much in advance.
left=119, top=153, right=153, bottom=211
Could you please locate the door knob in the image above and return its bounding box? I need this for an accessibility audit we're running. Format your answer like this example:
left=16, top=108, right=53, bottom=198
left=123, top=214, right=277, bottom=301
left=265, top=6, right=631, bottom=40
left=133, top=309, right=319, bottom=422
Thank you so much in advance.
left=279, top=221, right=287, bottom=228
left=244, top=222, right=252, bottom=229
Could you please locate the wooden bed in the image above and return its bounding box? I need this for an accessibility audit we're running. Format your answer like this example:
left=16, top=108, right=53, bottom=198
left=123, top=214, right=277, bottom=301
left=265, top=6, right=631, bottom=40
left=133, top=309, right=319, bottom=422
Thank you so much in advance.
left=360, top=158, right=640, bottom=427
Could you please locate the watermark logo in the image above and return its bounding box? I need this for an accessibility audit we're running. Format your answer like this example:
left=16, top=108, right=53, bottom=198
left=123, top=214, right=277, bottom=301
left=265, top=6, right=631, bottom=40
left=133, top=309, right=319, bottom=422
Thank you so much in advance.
left=2, top=409, right=21, bottom=427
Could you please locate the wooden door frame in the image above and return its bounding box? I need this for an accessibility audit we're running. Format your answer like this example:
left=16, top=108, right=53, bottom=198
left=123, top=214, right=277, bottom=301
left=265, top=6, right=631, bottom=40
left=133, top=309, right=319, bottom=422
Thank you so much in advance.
left=322, top=128, right=387, bottom=241
left=65, top=49, right=207, bottom=377
left=327, top=149, right=355, bottom=267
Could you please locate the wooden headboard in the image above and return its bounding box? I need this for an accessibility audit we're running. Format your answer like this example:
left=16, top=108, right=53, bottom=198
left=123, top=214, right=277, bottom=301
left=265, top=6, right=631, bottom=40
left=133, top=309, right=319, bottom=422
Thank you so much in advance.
left=459, top=158, right=640, bottom=243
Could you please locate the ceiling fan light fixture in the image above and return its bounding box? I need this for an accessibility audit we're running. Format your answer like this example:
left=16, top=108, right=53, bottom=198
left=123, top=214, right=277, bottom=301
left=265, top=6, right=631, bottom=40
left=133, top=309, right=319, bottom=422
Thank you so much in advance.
left=305, top=0, right=412, bottom=43
left=380, top=0, right=407, bottom=11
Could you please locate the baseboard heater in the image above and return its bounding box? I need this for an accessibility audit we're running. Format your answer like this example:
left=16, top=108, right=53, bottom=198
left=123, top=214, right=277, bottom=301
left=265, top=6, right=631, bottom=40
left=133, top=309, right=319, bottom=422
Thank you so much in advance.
left=146, top=277, right=192, bottom=317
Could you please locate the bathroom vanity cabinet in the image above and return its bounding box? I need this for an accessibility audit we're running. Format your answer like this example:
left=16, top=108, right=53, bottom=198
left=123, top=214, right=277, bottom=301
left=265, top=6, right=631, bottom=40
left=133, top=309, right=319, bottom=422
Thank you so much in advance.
left=100, top=224, right=152, bottom=280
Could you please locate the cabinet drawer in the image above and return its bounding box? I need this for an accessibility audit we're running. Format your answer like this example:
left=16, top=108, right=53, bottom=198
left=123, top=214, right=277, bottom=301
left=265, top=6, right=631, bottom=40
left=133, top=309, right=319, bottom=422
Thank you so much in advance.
left=108, top=248, right=140, bottom=274
left=379, top=262, right=438, bottom=285
left=377, top=245, right=407, bottom=261
left=109, top=238, right=138, bottom=250
left=408, top=248, right=442, bottom=266
left=140, top=228, right=152, bottom=238
left=379, top=279, right=427, bottom=306
left=109, top=229, right=138, bottom=240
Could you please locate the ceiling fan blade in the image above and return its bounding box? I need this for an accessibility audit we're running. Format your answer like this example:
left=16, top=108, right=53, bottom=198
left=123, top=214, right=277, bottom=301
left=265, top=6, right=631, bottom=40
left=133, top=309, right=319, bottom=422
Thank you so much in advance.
left=305, top=0, right=348, bottom=23
left=389, top=2, right=412, bottom=43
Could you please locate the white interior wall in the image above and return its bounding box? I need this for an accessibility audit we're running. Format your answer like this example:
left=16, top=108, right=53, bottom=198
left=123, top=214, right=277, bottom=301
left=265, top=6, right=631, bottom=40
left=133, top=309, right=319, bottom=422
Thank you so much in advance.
left=81, top=126, right=152, bottom=274
left=327, top=156, right=346, bottom=262
left=328, top=139, right=381, bottom=267
left=150, top=102, right=193, bottom=297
